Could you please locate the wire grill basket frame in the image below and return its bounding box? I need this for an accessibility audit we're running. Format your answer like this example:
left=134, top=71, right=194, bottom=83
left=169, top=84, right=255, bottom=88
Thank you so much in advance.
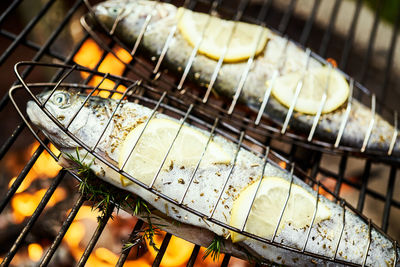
left=79, top=0, right=400, bottom=159
left=8, top=60, right=399, bottom=266
left=0, top=0, right=399, bottom=266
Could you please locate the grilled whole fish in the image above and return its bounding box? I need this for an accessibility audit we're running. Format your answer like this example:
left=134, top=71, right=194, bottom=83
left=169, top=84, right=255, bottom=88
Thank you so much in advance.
left=91, top=0, right=400, bottom=156
left=26, top=89, right=399, bottom=266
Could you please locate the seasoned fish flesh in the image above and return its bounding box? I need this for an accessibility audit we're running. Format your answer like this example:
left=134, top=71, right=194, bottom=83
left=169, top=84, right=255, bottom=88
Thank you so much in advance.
left=26, top=89, right=399, bottom=266
left=91, top=0, right=400, bottom=156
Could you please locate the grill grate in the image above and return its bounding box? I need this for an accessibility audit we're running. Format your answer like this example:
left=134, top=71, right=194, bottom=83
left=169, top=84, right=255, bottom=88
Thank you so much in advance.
left=0, top=0, right=399, bottom=266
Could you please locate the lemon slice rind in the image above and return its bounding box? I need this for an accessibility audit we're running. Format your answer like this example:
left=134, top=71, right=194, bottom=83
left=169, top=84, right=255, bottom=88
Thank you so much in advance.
left=118, top=118, right=231, bottom=187
left=270, top=67, right=349, bottom=115
left=177, top=8, right=269, bottom=62
left=230, top=176, right=331, bottom=243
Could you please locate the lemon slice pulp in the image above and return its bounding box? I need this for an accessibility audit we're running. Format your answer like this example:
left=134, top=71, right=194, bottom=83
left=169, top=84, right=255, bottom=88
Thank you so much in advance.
left=270, top=67, right=349, bottom=115
left=119, top=118, right=231, bottom=186
left=177, top=8, right=269, bottom=62
left=229, top=177, right=330, bottom=243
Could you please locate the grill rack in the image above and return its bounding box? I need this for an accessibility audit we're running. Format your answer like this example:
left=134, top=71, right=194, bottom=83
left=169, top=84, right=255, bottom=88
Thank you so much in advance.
left=80, top=0, right=400, bottom=159
left=0, top=0, right=399, bottom=266
left=6, top=61, right=399, bottom=266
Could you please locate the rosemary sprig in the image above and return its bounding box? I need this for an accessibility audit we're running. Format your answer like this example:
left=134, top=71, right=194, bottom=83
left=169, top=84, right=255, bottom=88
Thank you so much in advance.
left=66, top=148, right=134, bottom=220
left=67, top=148, right=164, bottom=252
left=122, top=198, right=165, bottom=252
left=203, top=235, right=224, bottom=261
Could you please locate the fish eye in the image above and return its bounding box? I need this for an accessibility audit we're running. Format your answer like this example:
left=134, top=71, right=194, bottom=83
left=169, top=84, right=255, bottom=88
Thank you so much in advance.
left=52, top=92, right=70, bottom=108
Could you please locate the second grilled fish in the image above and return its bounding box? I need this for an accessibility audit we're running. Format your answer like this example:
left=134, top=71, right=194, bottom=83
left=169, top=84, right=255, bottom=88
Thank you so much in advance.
left=91, top=0, right=400, bottom=156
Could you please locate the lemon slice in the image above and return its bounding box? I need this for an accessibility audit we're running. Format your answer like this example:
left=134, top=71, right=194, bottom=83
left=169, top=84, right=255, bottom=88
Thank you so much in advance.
left=177, top=8, right=269, bottom=62
left=230, top=176, right=330, bottom=243
left=270, top=67, right=349, bottom=115
left=119, top=118, right=231, bottom=186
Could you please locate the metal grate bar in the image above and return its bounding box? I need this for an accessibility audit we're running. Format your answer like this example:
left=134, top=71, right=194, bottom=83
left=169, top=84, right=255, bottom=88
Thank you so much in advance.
left=318, top=0, right=342, bottom=58
left=0, top=122, right=24, bottom=161
left=334, top=154, right=347, bottom=196
left=357, top=160, right=371, bottom=212
left=359, top=0, right=382, bottom=84
left=0, top=0, right=57, bottom=66
left=39, top=194, right=85, bottom=266
left=318, top=165, right=400, bottom=209
left=220, top=253, right=231, bottom=266
left=299, top=0, right=321, bottom=46
left=382, top=166, right=397, bottom=232
left=0, top=34, right=89, bottom=163
left=15, top=0, right=84, bottom=96
left=115, top=219, right=145, bottom=267
left=0, top=29, right=64, bottom=63
left=186, top=244, right=200, bottom=267
left=380, top=4, right=400, bottom=102
left=339, top=0, right=362, bottom=70
left=76, top=202, right=115, bottom=267
left=309, top=151, right=322, bottom=182
left=1, top=170, right=65, bottom=266
left=0, top=0, right=24, bottom=26
left=152, top=233, right=172, bottom=267
left=0, top=0, right=83, bottom=111
left=278, top=0, right=296, bottom=34
left=0, top=143, right=46, bottom=214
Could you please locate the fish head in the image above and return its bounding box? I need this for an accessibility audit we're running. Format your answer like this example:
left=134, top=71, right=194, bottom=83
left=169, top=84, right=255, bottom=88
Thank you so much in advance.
left=92, top=0, right=177, bottom=31
left=27, top=89, right=109, bottom=150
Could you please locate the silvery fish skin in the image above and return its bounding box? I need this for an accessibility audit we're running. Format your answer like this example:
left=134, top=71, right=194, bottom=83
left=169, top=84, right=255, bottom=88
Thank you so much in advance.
left=26, top=90, right=398, bottom=266
left=92, top=0, right=400, bottom=156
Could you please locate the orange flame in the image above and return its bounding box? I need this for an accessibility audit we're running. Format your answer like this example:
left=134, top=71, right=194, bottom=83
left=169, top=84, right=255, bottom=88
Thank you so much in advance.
left=11, top=188, right=66, bottom=223
left=326, top=58, right=338, bottom=68
left=28, top=243, right=43, bottom=262
left=73, top=39, right=132, bottom=99
left=279, top=161, right=287, bottom=170
left=8, top=142, right=61, bottom=193
left=146, top=232, right=194, bottom=267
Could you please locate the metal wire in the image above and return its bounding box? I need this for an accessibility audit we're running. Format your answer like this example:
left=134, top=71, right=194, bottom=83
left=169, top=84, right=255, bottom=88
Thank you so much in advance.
left=1, top=0, right=400, bottom=265
left=281, top=48, right=312, bottom=134
left=307, top=64, right=333, bottom=141
left=79, top=0, right=400, bottom=160
left=8, top=60, right=399, bottom=267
